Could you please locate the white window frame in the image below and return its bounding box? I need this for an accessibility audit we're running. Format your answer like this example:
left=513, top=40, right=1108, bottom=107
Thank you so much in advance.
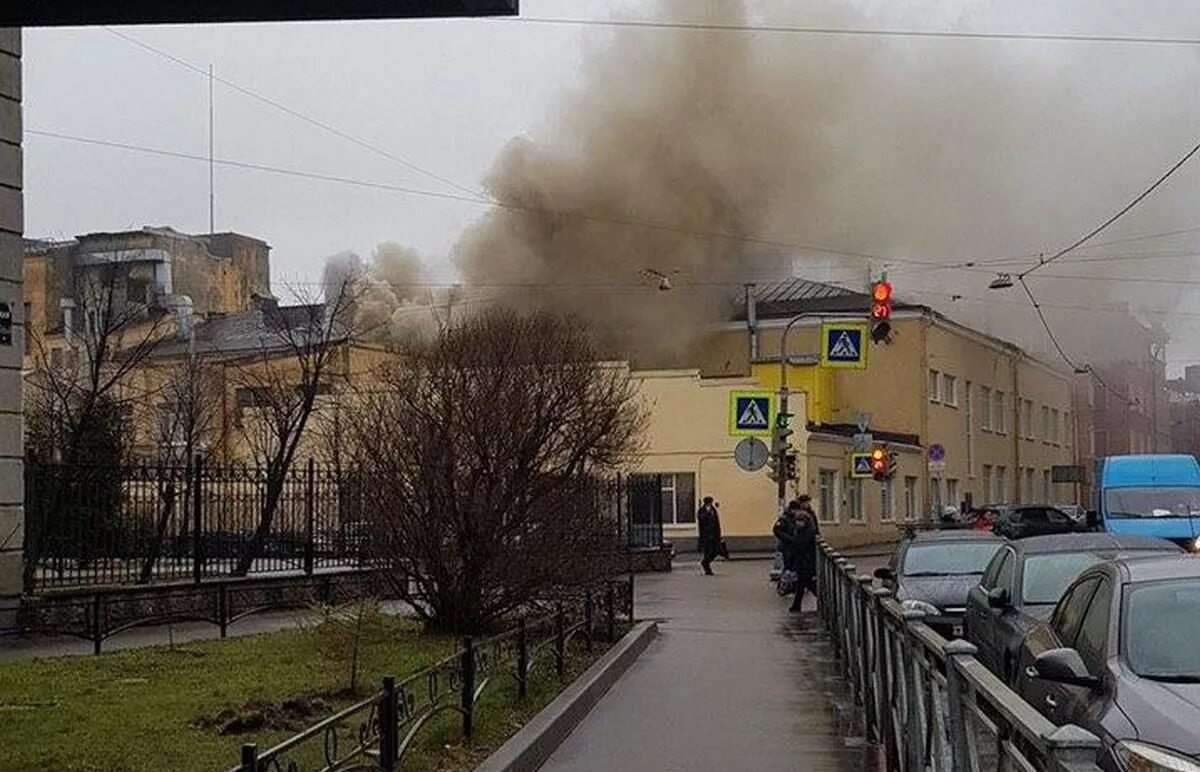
left=903, top=476, right=918, bottom=522
left=930, top=477, right=943, bottom=517
left=994, top=391, right=1007, bottom=435
left=996, top=466, right=1007, bottom=503
left=943, top=374, right=958, bottom=407
left=1042, top=469, right=1051, bottom=501
left=982, top=465, right=993, bottom=503
left=881, top=478, right=894, bottom=522
left=1041, top=405, right=1051, bottom=443
left=946, top=478, right=959, bottom=510
left=846, top=477, right=865, bottom=523
left=658, top=472, right=697, bottom=526
left=1021, top=399, right=1034, bottom=440
left=980, top=387, right=993, bottom=431
left=818, top=468, right=839, bottom=524
left=929, top=369, right=942, bottom=403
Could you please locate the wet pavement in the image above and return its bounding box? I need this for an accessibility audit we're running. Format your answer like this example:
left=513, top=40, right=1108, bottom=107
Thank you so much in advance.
left=541, top=558, right=880, bottom=772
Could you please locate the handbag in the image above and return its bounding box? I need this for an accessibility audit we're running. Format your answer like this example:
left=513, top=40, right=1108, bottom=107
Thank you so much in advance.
left=777, top=569, right=798, bottom=596
left=718, top=540, right=730, bottom=559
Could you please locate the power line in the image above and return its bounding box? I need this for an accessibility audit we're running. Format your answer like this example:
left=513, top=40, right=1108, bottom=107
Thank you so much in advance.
left=509, top=15, right=1200, bottom=47
left=28, top=127, right=936, bottom=268
left=103, top=27, right=485, bottom=201
left=1019, top=139, right=1200, bottom=280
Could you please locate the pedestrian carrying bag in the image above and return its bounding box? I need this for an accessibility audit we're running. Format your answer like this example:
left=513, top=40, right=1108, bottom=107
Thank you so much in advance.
left=718, top=540, right=730, bottom=559
left=777, top=569, right=798, bottom=596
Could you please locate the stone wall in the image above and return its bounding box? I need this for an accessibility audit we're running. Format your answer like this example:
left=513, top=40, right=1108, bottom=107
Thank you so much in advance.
left=0, top=27, right=21, bottom=626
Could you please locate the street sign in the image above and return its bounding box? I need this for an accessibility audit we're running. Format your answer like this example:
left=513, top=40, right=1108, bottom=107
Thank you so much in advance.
left=734, top=437, right=771, bottom=472
left=855, top=412, right=872, bottom=432
left=850, top=452, right=873, bottom=478
left=1052, top=465, right=1084, bottom=483
left=928, top=460, right=946, bottom=474
left=0, top=303, right=10, bottom=347
left=819, top=322, right=869, bottom=369
left=729, top=391, right=775, bottom=437
left=852, top=432, right=873, bottom=452
left=928, top=443, right=946, bottom=462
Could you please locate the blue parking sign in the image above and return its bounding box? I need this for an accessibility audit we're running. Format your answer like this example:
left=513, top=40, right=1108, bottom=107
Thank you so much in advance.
left=729, top=391, right=774, bottom=437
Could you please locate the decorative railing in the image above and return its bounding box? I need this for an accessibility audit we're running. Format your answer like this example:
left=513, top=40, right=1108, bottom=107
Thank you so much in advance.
left=815, top=539, right=1103, bottom=772
left=231, top=577, right=634, bottom=772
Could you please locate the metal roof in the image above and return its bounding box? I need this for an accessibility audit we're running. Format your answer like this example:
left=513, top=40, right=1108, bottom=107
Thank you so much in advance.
left=1112, top=554, right=1200, bottom=582
left=1011, top=533, right=1184, bottom=555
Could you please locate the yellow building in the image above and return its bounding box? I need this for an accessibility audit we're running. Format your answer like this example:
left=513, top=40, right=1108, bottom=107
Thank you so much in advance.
left=644, top=278, right=1082, bottom=550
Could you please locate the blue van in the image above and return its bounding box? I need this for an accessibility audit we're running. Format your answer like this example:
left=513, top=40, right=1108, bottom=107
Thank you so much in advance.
left=1095, top=454, right=1200, bottom=551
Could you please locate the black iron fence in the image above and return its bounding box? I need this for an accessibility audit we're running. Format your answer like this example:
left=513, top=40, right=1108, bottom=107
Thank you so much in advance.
left=23, top=462, right=663, bottom=592
left=232, top=578, right=635, bottom=772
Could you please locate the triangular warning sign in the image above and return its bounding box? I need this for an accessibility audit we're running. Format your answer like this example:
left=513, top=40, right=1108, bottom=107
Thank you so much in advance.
left=829, top=331, right=860, bottom=360
left=854, top=456, right=872, bottom=474
left=738, top=399, right=768, bottom=428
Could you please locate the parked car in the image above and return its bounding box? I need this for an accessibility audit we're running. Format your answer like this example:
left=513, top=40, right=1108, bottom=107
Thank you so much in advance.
left=992, top=505, right=1082, bottom=540
left=964, top=534, right=1181, bottom=681
left=874, top=530, right=1003, bottom=639
left=1015, top=555, right=1200, bottom=771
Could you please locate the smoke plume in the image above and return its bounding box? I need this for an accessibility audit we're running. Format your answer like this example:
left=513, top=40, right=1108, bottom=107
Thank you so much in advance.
left=452, top=0, right=1200, bottom=370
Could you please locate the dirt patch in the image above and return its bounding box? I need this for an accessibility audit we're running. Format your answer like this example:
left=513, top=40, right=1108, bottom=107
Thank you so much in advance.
left=193, top=694, right=337, bottom=735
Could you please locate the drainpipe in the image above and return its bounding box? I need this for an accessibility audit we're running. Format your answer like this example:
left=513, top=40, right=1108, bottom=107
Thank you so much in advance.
left=745, top=284, right=758, bottom=363
left=1012, top=352, right=1021, bottom=504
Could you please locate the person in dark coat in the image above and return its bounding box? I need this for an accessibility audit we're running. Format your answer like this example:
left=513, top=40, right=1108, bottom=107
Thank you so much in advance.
left=790, top=495, right=820, bottom=612
left=773, top=503, right=802, bottom=576
left=697, top=496, right=722, bottom=575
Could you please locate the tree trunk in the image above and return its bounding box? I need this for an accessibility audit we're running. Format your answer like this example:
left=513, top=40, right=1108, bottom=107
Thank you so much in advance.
left=138, top=481, right=176, bottom=584
left=232, top=470, right=285, bottom=576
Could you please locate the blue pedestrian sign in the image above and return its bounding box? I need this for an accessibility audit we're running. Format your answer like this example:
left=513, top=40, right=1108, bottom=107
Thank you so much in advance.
left=819, top=322, right=869, bottom=369
left=729, top=390, right=775, bottom=437
left=850, top=452, right=873, bottom=478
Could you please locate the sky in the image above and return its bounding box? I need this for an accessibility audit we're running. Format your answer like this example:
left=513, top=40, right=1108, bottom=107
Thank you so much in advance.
left=21, top=0, right=1200, bottom=371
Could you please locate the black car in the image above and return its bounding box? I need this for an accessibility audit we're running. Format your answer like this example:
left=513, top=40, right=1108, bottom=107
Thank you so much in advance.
left=965, top=534, right=1180, bottom=681
left=1015, top=555, right=1200, bottom=771
left=992, top=505, right=1082, bottom=540
left=874, top=530, right=1003, bottom=639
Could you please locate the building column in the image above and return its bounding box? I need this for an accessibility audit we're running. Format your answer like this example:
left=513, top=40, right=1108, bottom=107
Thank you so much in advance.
left=0, top=27, right=22, bottom=626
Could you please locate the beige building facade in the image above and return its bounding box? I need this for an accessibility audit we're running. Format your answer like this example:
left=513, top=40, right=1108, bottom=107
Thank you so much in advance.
left=0, top=28, right=20, bottom=621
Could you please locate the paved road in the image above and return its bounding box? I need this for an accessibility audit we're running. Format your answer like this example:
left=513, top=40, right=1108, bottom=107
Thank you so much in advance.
left=541, top=558, right=880, bottom=772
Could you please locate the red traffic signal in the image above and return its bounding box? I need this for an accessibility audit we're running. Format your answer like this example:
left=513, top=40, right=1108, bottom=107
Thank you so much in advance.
left=870, top=281, right=893, bottom=321
left=869, top=447, right=887, bottom=475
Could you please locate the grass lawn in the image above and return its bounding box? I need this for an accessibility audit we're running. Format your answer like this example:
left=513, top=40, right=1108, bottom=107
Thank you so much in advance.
left=0, top=615, right=617, bottom=772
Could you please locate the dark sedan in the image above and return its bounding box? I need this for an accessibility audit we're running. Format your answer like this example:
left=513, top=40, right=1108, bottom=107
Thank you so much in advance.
left=1015, top=556, right=1200, bottom=771
left=992, top=505, right=1083, bottom=539
left=965, top=534, right=1180, bottom=681
left=874, top=530, right=1003, bottom=639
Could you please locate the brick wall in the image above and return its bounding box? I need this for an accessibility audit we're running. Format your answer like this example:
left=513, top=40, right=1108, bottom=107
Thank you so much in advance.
left=0, top=27, right=20, bottom=623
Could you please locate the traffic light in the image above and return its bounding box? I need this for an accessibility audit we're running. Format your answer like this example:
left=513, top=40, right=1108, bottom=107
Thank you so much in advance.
left=870, top=446, right=893, bottom=481
left=784, top=453, right=798, bottom=480
left=767, top=454, right=783, bottom=482
left=771, top=414, right=794, bottom=455
left=869, top=280, right=893, bottom=343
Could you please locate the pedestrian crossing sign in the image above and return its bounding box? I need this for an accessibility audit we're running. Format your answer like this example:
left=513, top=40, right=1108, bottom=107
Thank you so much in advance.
left=729, top=390, right=775, bottom=437
left=819, top=322, right=869, bottom=369
left=850, top=452, right=873, bottom=478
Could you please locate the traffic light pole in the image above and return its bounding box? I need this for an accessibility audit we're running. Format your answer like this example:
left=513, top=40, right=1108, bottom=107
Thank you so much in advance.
left=776, top=313, right=822, bottom=510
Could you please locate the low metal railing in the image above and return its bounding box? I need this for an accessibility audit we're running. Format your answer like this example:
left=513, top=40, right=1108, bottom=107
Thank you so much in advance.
left=815, top=538, right=1103, bottom=772
left=231, top=578, right=634, bottom=772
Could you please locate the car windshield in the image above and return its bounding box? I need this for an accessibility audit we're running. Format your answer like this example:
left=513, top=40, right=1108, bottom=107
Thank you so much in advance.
left=902, top=543, right=1001, bottom=576
left=1021, top=553, right=1106, bottom=604
left=1126, top=580, right=1200, bottom=681
left=1105, top=487, right=1200, bottom=518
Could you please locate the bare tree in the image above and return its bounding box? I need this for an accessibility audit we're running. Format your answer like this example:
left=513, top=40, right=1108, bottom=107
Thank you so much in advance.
left=346, top=310, right=646, bottom=634
left=137, top=354, right=224, bottom=583
left=24, top=264, right=173, bottom=590
left=228, top=280, right=361, bottom=576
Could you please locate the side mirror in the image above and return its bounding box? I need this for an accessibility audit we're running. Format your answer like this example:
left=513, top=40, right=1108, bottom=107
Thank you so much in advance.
left=1031, top=648, right=1101, bottom=690
left=874, top=567, right=895, bottom=581
left=986, top=587, right=1011, bottom=609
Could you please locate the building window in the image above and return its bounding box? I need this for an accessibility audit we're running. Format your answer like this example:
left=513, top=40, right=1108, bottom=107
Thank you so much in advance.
left=996, top=466, right=1007, bottom=502
left=1064, top=412, right=1072, bottom=448
left=946, top=479, right=959, bottom=510
left=929, top=369, right=942, bottom=403
left=980, top=387, right=993, bottom=431
left=931, top=477, right=943, bottom=516
left=846, top=477, right=865, bottom=523
left=1021, top=399, right=1034, bottom=440
left=1024, top=468, right=1035, bottom=503
left=881, top=478, right=894, bottom=522
left=630, top=473, right=696, bottom=526
left=1052, top=409, right=1062, bottom=445
left=1043, top=469, right=1051, bottom=501
left=904, top=477, right=918, bottom=521
left=1041, top=405, right=1051, bottom=442
left=993, top=391, right=1007, bottom=435
left=965, top=381, right=974, bottom=476
left=818, top=469, right=839, bottom=524
left=943, top=374, right=958, bottom=407
left=982, top=465, right=993, bottom=503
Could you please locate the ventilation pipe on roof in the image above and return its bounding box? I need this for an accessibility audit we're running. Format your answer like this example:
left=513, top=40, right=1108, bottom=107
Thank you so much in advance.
left=745, top=283, right=758, bottom=362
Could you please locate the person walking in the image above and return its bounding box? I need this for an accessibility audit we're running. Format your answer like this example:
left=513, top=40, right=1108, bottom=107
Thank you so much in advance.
left=773, top=501, right=802, bottom=595
left=697, top=496, right=722, bottom=575
left=790, top=495, right=820, bottom=612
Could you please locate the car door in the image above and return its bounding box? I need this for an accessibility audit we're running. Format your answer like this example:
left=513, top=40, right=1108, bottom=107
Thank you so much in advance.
left=1022, top=508, right=1052, bottom=537
left=1057, top=577, right=1113, bottom=734
left=969, top=547, right=1014, bottom=674
left=1045, top=507, right=1075, bottom=535
left=1030, top=576, right=1101, bottom=723
left=967, top=548, right=1004, bottom=667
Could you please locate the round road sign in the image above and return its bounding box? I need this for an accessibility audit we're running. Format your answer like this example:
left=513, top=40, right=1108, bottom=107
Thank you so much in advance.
left=928, top=443, right=946, bottom=462
left=734, top=437, right=771, bottom=472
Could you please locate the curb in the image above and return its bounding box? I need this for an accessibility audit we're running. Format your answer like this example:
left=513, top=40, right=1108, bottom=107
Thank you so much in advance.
left=475, top=620, right=659, bottom=772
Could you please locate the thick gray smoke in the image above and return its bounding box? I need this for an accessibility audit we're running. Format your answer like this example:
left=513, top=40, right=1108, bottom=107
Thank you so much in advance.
left=453, top=0, right=1200, bottom=370
left=323, top=242, right=444, bottom=341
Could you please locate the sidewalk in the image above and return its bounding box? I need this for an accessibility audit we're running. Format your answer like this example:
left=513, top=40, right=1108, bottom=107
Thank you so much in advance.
left=540, top=560, right=875, bottom=772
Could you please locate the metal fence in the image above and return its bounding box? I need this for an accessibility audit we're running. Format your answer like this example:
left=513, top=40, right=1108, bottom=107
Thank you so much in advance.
left=232, top=578, right=635, bottom=772
left=815, top=537, right=1103, bottom=772
left=23, top=462, right=663, bottom=592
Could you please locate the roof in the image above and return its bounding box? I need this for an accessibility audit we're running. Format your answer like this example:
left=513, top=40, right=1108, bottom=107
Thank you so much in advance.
left=1111, top=554, right=1200, bottom=582
left=1101, top=455, right=1200, bottom=488
left=1011, top=533, right=1182, bottom=555
left=150, top=302, right=347, bottom=359
left=906, top=530, right=1003, bottom=545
